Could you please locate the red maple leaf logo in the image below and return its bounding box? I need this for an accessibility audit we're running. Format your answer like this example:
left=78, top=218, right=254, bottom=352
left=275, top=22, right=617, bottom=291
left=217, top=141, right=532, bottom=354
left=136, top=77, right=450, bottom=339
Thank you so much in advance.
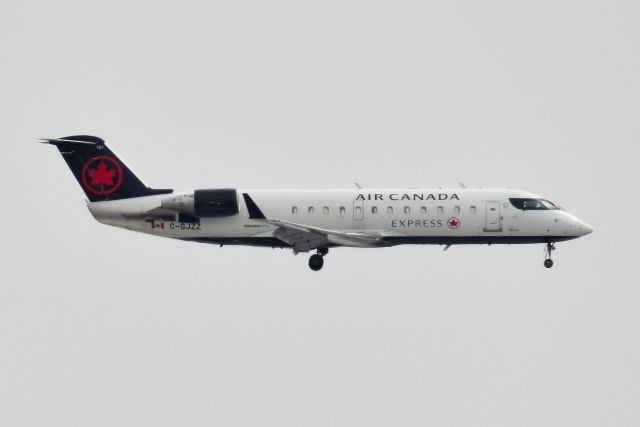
left=448, top=217, right=460, bottom=229
left=81, top=156, right=123, bottom=195
left=88, top=161, right=117, bottom=186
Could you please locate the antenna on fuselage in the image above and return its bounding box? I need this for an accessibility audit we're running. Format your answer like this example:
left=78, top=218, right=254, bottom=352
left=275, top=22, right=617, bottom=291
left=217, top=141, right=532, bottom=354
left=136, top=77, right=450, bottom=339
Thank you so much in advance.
left=354, top=182, right=363, bottom=189
left=459, top=182, right=467, bottom=189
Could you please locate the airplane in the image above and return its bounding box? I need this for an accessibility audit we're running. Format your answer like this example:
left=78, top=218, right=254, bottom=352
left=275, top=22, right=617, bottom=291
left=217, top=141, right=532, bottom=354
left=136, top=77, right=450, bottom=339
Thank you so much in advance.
left=41, top=135, right=593, bottom=271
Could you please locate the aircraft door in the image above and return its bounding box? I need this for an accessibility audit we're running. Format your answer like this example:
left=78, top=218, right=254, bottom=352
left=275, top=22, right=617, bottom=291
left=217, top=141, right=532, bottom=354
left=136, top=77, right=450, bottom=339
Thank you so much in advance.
left=353, top=199, right=364, bottom=221
left=485, top=201, right=502, bottom=232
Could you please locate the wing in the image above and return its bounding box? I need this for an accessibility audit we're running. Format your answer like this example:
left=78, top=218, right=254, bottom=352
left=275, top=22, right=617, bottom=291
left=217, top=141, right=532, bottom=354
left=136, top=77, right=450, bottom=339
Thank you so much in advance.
left=270, top=218, right=387, bottom=253
left=242, top=193, right=388, bottom=253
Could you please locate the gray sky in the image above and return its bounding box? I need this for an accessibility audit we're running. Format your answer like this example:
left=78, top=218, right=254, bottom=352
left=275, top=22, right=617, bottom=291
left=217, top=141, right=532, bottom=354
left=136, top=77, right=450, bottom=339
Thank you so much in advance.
left=1, top=1, right=639, bottom=426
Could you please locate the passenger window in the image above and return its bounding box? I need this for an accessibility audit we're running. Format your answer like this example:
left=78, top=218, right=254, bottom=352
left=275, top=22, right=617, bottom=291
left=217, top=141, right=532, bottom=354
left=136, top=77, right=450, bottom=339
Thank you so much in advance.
left=372, top=206, right=378, bottom=214
left=420, top=206, right=427, bottom=215
left=339, top=206, right=345, bottom=215
left=404, top=206, right=410, bottom=214
left=470, top=206, right=476, bottom=214
left=437, top=206, right=443, bottom=214
left=454, top=206, right=460, bottom=214
left=308, top=207, right=314, bottom=214
left=292, top=207, right=298, bottom=214
left=387, top=206, right=393, bottom=214
left=323, top=206, right=329, bottom=215
left=355, top=206, right=362, bottom=216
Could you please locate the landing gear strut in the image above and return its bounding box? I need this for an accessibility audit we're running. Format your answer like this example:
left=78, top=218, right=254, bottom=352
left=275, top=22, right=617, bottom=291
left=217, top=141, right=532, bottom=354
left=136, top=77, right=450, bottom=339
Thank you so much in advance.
left=308, top=248, right=328, bottom=271
left=544, top=242, right=555, bottom=268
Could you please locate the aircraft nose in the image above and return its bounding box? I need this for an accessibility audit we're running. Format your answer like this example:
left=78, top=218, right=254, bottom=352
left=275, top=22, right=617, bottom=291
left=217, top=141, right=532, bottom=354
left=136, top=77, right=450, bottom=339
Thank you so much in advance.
left=574, top=218, right=593, bottom=236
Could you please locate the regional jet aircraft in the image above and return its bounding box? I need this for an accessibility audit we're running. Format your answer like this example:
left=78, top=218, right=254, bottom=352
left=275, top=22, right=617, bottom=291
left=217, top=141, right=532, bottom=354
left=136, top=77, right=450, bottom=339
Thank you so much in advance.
left=41, top=136, right=593, bottom=270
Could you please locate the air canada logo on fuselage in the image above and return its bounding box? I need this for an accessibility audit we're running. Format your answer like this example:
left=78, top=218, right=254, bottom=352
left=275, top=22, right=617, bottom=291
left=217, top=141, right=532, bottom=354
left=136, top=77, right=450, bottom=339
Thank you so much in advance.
left=81, top=156, right=124, bottom=195
left=355, top=193, right=460, bottom=201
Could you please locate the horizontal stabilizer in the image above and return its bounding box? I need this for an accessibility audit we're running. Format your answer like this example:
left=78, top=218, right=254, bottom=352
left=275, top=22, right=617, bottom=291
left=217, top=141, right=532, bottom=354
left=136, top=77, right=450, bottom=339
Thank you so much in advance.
left=39, top=138, right=99, bottom=146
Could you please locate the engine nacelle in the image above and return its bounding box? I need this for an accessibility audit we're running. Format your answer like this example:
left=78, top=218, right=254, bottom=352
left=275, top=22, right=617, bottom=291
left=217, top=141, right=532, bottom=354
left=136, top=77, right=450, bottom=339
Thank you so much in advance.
left=161, top=189, right=239, bottom=217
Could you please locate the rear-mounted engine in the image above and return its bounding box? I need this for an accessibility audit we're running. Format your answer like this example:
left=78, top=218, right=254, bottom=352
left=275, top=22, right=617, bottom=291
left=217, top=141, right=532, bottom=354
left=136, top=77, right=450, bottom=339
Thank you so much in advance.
left=161, top=189, right=239, bottom=218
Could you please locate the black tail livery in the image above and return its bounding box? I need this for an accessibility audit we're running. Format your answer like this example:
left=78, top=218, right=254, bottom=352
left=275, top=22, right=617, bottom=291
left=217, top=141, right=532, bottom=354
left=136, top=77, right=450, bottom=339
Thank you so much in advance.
left=41, top=135, right=172, bottom=202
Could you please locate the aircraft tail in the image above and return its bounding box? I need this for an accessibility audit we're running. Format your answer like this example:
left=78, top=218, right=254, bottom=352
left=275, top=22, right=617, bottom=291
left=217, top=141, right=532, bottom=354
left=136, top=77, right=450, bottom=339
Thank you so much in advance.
left=41, top=135, right=172, bottom=202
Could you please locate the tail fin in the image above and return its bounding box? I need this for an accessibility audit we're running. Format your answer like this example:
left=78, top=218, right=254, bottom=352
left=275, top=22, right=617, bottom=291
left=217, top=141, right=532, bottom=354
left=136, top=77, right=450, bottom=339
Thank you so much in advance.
left=41, top=135, right=172, bottom=202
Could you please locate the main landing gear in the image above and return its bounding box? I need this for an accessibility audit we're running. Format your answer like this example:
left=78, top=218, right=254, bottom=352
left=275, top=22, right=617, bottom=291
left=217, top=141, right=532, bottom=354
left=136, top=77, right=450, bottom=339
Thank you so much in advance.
left=544, top=242, right=556, bottom=268
left=308, top=247, right=328, bottom=271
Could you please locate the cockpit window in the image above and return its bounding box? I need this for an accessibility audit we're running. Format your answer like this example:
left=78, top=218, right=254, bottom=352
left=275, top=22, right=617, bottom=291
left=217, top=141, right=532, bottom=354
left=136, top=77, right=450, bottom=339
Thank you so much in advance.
left=541, top=199, right=561, bottom=209
left=510, top=198, right=561, bottom=210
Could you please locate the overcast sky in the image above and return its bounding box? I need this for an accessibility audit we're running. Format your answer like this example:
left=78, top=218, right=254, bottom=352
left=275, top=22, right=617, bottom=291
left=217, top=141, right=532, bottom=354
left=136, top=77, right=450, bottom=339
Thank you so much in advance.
left=1, top=0, right=639, bottom=426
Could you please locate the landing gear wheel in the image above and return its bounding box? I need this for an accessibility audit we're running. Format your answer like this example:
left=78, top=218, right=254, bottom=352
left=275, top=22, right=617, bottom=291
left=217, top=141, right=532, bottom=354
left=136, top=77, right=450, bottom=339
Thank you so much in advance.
left=308, top=254, right=324, bottom=271
left=544, top=242, right=556, bottom=269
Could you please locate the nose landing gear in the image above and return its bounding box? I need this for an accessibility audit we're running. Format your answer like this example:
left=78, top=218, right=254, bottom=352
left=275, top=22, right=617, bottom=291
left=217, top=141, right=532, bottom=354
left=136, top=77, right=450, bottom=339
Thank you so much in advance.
left=308, top=247, right=328, bottom=271
left=544, top=242, right=556, bottom=268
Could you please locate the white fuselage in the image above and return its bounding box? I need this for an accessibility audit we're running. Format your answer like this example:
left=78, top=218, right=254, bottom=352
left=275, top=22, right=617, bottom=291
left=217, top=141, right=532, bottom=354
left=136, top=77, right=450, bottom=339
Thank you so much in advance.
left=87, top=188, right=592, bottom=248
left=43, top=136, right=592, bottom=269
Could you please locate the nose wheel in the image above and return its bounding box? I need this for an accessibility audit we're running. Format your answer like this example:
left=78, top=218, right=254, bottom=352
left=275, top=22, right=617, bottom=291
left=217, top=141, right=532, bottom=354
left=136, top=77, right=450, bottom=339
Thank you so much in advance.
left=544, top=242, right=556, bottom=268
left=308, top=248, right=328, bottom=271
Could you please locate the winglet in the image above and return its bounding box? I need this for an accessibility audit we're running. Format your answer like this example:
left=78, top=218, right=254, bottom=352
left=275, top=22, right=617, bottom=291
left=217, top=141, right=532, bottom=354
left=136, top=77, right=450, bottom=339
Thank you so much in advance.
left=242, top=193, right=266, bottom=219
